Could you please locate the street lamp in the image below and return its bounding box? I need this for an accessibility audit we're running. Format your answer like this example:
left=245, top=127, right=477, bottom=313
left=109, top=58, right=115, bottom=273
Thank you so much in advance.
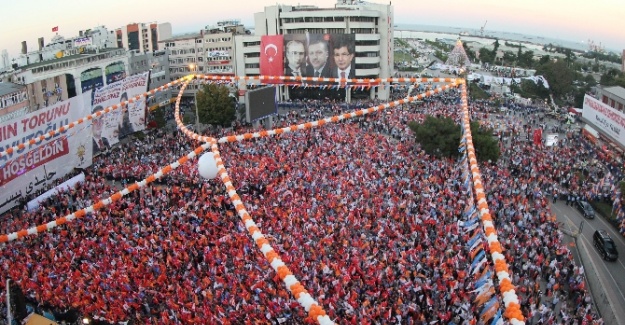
left=189, top=64, right=199, bottom=131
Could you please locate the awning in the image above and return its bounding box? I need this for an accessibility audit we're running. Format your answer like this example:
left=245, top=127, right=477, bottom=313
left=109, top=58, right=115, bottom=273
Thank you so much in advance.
left=24, top=314, right=58, bottom=325
left=583, top=124, right=599, bottom=139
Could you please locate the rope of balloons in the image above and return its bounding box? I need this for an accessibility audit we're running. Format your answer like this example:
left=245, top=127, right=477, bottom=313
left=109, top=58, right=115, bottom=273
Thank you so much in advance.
left=195, top=73, right=459, bottom=85
left=459, top=84, right=525, bottom=324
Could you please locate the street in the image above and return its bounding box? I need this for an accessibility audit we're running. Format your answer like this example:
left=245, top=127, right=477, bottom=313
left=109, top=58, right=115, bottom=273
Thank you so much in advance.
left=551, top=201, right=625, bottom=325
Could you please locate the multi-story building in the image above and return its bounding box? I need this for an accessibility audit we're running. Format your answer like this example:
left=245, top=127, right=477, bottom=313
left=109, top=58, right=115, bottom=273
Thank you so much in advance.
left=115, top=22, right=172, bottom=53
left=0, top=82, right=29, bottom=123
left=234, top=0, right=394, bottom=102
left=2, top=25, right=170, bottom=113
left=598, top=86, right=625, bottom=112
left=160, top=20, right=247, bottom=99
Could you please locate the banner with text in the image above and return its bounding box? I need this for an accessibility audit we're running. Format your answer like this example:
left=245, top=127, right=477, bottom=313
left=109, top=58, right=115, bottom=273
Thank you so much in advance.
left=91, top=72, right=149, bottom=147
left=582, top=95, right=625, bottom=147
left=0, top=92, right=92, bottom=214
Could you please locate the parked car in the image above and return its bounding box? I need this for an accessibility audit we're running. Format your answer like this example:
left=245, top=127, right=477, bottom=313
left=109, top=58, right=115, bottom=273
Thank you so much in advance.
left=593, top=230, right=618, bottom=261
left=575, top=200, right=596, bottom=219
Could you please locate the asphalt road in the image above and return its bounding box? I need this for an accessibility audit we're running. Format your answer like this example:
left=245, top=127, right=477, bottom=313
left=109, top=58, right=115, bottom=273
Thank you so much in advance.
left=551, top=200, right=625, bottom=324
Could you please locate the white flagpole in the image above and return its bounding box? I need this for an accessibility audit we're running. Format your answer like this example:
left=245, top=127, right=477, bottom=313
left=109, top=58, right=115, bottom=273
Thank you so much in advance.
left=6, top=278, right=12, bottom=325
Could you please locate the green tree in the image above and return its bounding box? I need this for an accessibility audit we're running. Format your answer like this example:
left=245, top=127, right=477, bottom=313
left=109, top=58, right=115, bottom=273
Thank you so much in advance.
left=492, top=39, right=500, bottom=55
left=518, top=50, right=535, bottom=68
left=470, top=122, right=500, bottom=162
left=600, top=68, right=625, bottom=88
left=196, top=83, right=236, bottom=127
left=479, top=48, right=494, bottom=64
left=536, top=60, right=574, bottom=99
left=503, top=51, right=516, bottom=65
left=408, top=116, right=500, bottom=162
left=408, top=116, right=460, bottom=158
left=152, top=106, right=167, bottom=128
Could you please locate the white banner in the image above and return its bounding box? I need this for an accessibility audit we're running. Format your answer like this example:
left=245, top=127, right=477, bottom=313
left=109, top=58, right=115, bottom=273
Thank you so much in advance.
left=582, top=95, right=625, bottom=147
left=27, top=172, right=85, bottom=211
left=74, top=37, right=92, bottom=47
left=91, top=72, right=149, bottom=148
left=0, top=93, right=92, bottom=214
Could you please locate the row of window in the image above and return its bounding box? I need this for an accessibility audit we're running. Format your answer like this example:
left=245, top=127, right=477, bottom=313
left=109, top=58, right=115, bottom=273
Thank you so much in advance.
left=282, top=16, right=376, bottom=23
left=602, top=96, right=625, bottom=111
left=169, top=47, right=232, bottom=55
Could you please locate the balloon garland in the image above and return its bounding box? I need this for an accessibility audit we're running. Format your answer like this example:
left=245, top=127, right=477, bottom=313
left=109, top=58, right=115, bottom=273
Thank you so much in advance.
left=459, top=84, right=525, bottom=324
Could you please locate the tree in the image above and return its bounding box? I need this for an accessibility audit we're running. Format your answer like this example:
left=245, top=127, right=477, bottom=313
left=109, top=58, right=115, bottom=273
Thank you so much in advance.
left=518, top=50, right=535, bottom=68
left=479, top=48, right=495, bottom=64
left=492, top=39, right=500, bottom=55
left=151, top=106, right=167, bottom=128
left=408, top=116, right=500, bottom=162
left=196, top=83, right=236, bottom=127
left=536, top=60, right=575, bottom=99
left=469, top=121, right=500, bottom=162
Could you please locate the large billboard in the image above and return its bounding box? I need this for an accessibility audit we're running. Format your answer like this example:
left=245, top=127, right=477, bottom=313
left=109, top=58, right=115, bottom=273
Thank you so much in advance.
left=0, top=93, right=92, bottom=213
left=245, top=87, right=277, bottom=122
left=582, top=94, right=625, bottom=147
left=91, top=72, right=149, bottom=151
left=260, top=34, right=357, bottom=80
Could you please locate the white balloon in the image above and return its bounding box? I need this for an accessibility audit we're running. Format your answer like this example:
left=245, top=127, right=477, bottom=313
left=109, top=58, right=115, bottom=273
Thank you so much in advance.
left=198, top=152, right=218, bottom=179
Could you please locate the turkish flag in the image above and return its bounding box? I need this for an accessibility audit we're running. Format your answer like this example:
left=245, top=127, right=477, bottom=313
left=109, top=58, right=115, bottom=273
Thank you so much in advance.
left=260, top=35, right=283, bottom=77
left=52, top=26, right=59, bottom=32
left=533, top=128, right=542, bottom=146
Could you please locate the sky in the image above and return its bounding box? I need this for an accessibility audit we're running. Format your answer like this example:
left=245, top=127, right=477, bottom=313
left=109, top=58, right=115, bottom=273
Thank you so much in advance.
left=1, top=0, right=624, bottom=61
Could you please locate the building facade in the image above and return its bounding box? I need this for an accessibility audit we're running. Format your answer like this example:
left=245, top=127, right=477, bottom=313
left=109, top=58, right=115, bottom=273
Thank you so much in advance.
left=159, top=20, right=247, bottom=99
left=598, top=86, right=625, bottom=112
left=234, top=0, right=394, bottom=102
left=127, top=49, right=172, bottom=109
left=115, top=22, right=172, bottom=53
left=0, top=82, right=29, bottom=123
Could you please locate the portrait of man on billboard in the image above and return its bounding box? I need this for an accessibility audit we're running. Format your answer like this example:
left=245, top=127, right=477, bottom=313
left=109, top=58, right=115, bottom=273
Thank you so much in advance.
left=284, top=37, right=307, bottom=78
left=330, top=34, right=356, bottom=80
left=305, top=34, right=332, bottom=78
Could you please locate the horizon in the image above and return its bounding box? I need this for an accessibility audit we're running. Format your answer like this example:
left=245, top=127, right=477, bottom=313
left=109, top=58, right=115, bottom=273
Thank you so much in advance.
left=1, top=0, right=624, bottom=62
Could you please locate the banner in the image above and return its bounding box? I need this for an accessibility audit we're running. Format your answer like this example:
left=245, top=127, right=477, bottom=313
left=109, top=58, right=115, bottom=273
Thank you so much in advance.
left=0, top=92, right=92, bottom=214
left=27, top=172, right=85, bottom=211
left=260, top=35, right=284, bottom=76
left=582, top=94, right=625, bottom=147
left=91, top=72, right=149, bottom=148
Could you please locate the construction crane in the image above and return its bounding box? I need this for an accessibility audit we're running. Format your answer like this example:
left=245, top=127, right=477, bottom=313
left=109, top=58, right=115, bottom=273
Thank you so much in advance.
left=480, top=20, right=487, bottom=37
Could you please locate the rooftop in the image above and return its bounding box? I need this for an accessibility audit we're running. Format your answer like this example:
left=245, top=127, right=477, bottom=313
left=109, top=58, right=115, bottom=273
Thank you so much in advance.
left=603, top=86, right=625, bottom=100
left=20, top=48, right=123, bottom=70
left=0, top=82, right=25, bottom=97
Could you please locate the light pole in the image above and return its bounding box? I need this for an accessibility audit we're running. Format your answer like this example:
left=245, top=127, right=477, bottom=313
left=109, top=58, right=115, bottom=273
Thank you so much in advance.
left=189, top=64, right=199, bottom=130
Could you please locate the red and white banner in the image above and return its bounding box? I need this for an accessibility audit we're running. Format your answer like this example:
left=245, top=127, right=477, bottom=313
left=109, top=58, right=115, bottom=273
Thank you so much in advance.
left=52, top=26, right=59, bottom=32
left=582, top=95, right=625, bottom=147
left=91, top=72, right=149, bottom=146
left=260, top=35, right=284, bottom=76
left=0, top=92, right=92, bottom=213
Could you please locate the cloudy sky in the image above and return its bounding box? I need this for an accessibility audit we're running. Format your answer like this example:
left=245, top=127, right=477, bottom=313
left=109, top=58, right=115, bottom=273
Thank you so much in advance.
left=2, top=0, right=623, bottom=59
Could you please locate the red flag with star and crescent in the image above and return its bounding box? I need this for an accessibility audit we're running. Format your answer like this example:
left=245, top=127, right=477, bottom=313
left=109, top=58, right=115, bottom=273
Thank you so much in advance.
left=260, top=35, right=284, bottom=77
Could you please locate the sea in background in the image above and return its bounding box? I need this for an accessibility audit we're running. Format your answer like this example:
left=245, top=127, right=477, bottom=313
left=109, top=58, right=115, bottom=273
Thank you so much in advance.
left=394, top=24, right=595, bottom=53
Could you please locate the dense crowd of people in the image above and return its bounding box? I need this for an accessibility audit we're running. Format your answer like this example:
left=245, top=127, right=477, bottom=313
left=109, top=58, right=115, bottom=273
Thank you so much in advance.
left=0, top=89, right=613, bottom=324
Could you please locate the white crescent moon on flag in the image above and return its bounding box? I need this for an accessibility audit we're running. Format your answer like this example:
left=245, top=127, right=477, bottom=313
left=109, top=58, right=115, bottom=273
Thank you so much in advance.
left=264, top=44, right=278, bottom=56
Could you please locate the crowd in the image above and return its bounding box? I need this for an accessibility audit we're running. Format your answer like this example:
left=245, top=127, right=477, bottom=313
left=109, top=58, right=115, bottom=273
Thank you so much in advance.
left=0, top=89, right=610, bottom=325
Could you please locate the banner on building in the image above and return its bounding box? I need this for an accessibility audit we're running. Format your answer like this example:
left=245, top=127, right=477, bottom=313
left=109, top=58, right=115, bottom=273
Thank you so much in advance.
left=582, top=94, right=625, bottom=147
left=90, top=72, right=149, bottom=148
left=0, top=93, right=92, bottom=214
left=260, top=35, right=284, bottom=77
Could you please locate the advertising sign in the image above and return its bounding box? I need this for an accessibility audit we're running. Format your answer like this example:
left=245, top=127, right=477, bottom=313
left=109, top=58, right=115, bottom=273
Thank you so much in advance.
left=0, top=93, right=92, bottom=213
left=582, top=95, right=625, bottom=147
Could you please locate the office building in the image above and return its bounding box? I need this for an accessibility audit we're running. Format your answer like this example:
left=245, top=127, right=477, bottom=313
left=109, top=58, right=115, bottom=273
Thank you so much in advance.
left=234, top=0, right=394, bottom=102
left=115, top=22, right=172, bottom=53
